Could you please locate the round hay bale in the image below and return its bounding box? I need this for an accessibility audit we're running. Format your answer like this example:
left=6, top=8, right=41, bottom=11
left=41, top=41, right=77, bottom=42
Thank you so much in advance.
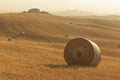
left=8, top=38, right=12, bottom=41
left=65, top=34, right=69, bottom=38
left=69, top=22, right=72, bottom=24
left=117, top=44, right=120, bottom=48
left=64, top=38, right=101, bottom=67
left=22, top=32, right=25, bottom=35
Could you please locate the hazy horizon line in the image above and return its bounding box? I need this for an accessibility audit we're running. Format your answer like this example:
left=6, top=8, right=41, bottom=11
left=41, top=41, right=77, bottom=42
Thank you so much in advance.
left=0, top=8, right=120, bottom=16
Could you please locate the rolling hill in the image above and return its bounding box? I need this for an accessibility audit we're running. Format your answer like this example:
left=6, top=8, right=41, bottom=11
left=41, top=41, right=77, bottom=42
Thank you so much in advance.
left=52, top=9, right=93, bottom=16
left=0, top=13, right=120, bottom=80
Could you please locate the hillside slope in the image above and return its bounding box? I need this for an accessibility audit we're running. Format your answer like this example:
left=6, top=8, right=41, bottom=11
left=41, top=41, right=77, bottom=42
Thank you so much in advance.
left=0, top=13, right=120, bottom=57
left=0, top=13, right=120, bottom=80
left=0, top=13, right=120, bottom=41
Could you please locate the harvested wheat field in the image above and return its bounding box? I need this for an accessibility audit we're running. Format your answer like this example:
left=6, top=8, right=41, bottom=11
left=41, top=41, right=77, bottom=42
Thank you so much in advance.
left=0, top=13, right=120, bottom=80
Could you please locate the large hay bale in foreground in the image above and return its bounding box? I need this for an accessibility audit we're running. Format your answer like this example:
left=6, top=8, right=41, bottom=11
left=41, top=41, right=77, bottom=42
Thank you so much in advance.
left=64, top=38, right=101, bottom=67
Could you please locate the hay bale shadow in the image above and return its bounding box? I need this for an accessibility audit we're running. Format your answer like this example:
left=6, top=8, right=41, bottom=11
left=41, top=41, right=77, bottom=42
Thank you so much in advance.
left=44, top=64, right=94, bottom=69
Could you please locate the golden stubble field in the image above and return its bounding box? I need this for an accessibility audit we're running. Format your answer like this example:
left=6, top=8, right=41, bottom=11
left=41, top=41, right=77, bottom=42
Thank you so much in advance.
left=0, top=13, right=120, bottom=80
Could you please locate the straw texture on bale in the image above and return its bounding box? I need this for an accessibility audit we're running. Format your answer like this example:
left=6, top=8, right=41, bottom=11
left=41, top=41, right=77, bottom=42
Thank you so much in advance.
left=64, top=38, right=101, bottom=67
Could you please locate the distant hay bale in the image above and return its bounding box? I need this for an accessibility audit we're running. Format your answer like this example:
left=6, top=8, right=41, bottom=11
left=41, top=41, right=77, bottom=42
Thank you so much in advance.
left=7, top=32, right=25, bottom=41
left=8, top=38, right=12, bottom=41
left=64, top=38, right=101, bottom=67
left=117, top=44, right=120, bottom=48
left=65, top=34, right=69, bottom=38
left=69, top=22, right=72, bottom=24
left=22, top=32, right=25, bottom=35
left=15, top=32, right=25, bottom=38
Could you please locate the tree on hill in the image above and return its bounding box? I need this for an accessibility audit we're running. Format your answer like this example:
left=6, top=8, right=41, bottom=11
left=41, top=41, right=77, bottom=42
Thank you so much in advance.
left=40, top=11, right=49, bottom=14
left=28, top=8, right=40, bottom=13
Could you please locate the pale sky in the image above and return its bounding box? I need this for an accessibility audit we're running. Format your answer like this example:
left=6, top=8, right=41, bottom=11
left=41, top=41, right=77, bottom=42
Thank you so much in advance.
left=0, top=0, right=120, bottom=14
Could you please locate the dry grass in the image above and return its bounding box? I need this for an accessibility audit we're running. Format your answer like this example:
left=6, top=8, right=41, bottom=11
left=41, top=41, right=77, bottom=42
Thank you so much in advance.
left=0, top=13, right=120, bottom=80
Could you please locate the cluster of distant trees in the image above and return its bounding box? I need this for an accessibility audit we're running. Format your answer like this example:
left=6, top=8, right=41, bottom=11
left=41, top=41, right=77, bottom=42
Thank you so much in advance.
left=22, top=8, right=49, bottom=14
